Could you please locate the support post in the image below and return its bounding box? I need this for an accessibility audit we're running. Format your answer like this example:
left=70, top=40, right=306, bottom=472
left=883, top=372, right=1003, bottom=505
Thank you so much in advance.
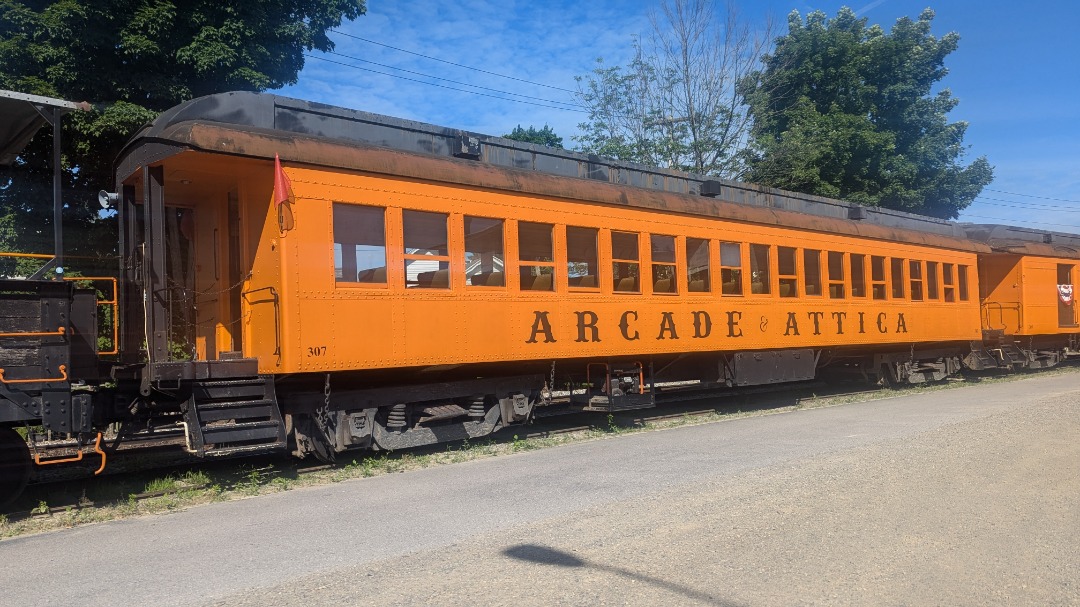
left=142, top=165, right=168, bottom=366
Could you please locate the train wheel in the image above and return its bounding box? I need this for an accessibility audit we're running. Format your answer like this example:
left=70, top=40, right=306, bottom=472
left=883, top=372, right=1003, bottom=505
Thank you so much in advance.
left=0, top=427, right=31, bottom=508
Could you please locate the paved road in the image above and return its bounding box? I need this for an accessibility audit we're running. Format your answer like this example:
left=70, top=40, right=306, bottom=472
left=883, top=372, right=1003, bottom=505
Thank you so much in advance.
left=5, top=372, right=1079, bottom=606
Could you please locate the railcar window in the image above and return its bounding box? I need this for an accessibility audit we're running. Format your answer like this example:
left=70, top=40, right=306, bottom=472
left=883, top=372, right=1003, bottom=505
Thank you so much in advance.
left=749, top=244, right=770, bottom=294
left=612, top=231, right=640, bottom=293
left=909, top=260, right=924, bottom=301
left=567, top=226, right=599, bottom=290
left=720, top=242, right=742, bottom=295
left=651, top=234, right=677, bottom=294
left=464, top=216, right=504, bottom=287
left=926, top=262, right=940, bottom=300
left=333, top=204, right=386, bottom=283
left=804, top=249, right=821, bottom=296
left=958, top=265, right=969, bottom=301
left=943, top=263, right=955, bottom=302
left=891, top=258, right=906, bottom=299
left=871, top=255, right=887, bottom=300
left=519, top=222, right=555, bottom=291
left=686, top=238, right=710, bottom=293
left=403, top=210, right=451, bottom=289
left=827, top=251, right=845, bottom=299
left=778, top=246, right=797, bottom=297
left=850, top=254, right=866, bottom=298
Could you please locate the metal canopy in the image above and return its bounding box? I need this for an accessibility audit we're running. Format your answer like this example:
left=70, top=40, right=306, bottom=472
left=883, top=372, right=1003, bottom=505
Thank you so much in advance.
left=0, top=89, right=89, bottom=166
left=0, top=89, right=90, bottom=278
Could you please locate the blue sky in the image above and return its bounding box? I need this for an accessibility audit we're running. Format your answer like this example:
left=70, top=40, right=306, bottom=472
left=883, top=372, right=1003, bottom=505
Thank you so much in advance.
left=281, top=0, right=1080, bottom=232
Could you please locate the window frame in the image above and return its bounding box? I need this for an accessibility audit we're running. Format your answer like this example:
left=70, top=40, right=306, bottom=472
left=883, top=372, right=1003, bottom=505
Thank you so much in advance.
left=827, top=251, right=846, bottom=299
left=566, top=225, right=601, bottom=292
left=871, top=255, right=888, bottom=300
left=778, top=246, right=798, bottom=298
left=402, top=209, right=451, bottom=290
left=720, top=241, right=744, bottom=296
left=517, top=220, right=556, bottom=292
left=650, top=233, right=678, bottom=295
left=332, top=202, right=388, bottom=288
left=749, top=243, right=771, bottom=295
left=685, top=237, right=711, bottom=294
left=891, top=257, right=906, bottom=299
left=909, top=259, right=924, bottom=301
left=611, top=230, right=641, bottom=293
left=463, top=214, right=506, bottom=289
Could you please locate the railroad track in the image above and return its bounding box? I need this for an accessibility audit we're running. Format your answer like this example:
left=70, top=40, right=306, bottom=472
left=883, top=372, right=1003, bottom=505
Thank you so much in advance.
left=7, top=364, right=1069, bottom=519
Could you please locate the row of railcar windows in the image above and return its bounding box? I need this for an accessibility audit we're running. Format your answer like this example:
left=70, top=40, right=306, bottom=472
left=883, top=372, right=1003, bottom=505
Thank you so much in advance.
left=332, top=203, right=969, bottom=302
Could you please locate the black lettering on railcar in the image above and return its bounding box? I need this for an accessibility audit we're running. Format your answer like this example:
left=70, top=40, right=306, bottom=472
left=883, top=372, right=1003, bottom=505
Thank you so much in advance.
left=620, top=311, right=640, bottom=341
left=831, top=311, right=847, bottom=335
left=526, top=311, right=557, bottom=343
left=656, top=312, right=679, bottom=340
left=784, top=312, right=800, bottom=336
left=692, top=311, right=712, bottom=338
left=524, top=308, right=911, bottom=344
left=575, top=311, right=601, bottom=343
left=726, top=311, right=743, bottom=338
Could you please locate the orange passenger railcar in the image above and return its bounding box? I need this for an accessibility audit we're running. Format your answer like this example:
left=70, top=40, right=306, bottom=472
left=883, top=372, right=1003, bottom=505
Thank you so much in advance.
left=964, top=225, right=1080, bottom=367
left=107, top=92, right=998, bottom=456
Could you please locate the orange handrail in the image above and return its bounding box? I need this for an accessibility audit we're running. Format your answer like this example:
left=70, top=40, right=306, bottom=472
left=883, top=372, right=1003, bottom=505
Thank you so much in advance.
left=33, top=432, right=106, bottom=475
left=0, top=364, right=68, bottom=384
left=0, top=327, right=65, bottom=338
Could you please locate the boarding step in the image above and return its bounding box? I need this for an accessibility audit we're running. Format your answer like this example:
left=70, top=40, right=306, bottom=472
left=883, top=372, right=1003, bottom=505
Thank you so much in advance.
left=580, top=394, right=656, bottom=412
left=990, top=344, right=1029, bottom=368
left=183, top=375, right=286, bottom=457
left=963, top=346, right=998, bottom=371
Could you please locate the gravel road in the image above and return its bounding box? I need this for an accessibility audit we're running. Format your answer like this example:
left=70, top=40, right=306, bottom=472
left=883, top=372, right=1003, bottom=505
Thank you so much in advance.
left=5, top=372, right=1079, bottom=606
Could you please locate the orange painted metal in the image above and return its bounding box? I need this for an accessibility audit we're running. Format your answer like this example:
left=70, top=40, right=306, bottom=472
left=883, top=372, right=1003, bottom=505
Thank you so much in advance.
left=33, top=432, right=106, bottom=474
left=979, top=253, right=1079, bottom=336
left=128, top=149, right=986, bottom=375
left=235, top=164, right=984, bottom=375
left=0, top=364, right=68, bottom=384
left=0, top=326, right=65, bottom=338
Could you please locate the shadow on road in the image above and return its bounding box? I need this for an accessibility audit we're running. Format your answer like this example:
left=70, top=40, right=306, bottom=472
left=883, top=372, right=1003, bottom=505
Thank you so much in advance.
left=503, top=543, right=746, bottom=607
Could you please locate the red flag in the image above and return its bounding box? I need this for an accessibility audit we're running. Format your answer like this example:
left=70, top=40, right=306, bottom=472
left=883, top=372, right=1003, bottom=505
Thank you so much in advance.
left=273, top=154, right=293, bottom=207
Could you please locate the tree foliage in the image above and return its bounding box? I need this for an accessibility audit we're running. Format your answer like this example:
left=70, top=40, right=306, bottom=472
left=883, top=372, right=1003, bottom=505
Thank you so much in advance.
left=503, top=124, right=563, bottom=148
left=0, top=0, right=365, bottom=272
left=740, top=7, right=992, bottom=218
left=574, top=0, right=772, bottom=178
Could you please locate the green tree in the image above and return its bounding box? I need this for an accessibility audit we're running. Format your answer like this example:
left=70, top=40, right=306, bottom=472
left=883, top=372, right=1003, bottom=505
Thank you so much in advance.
left=503, top=124, right=563, bottom=148
left=0, top=0, right=366, bottom=273
left=740, top=7, right=992, bottom=218
left=574, top=0, right=773, bottom=177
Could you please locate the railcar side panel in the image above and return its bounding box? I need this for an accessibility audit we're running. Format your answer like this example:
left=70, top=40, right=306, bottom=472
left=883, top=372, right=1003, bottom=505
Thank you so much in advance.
left=251, top=165, right=985, bottom=374
left=978, top=253, right=1080, bottom=337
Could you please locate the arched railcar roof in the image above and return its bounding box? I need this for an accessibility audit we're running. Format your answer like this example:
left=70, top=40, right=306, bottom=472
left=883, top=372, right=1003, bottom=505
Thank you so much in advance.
left=116, top=91, right=987, bottom=252
left=961, top=224, right=1080, bottom=259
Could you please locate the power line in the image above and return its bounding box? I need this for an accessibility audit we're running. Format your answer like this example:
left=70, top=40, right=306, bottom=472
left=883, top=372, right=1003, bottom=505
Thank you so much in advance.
left=323, top=50, right=582, bottom=110
left=961, top=213, right=1080, bottom=230
left=304, top=54, right=589, bottom=114
left=329, top=29, right=579, bottom=95
left=972, top=198, right=1080, bottom=213
left=985, top=188, right=1080, bottom=204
